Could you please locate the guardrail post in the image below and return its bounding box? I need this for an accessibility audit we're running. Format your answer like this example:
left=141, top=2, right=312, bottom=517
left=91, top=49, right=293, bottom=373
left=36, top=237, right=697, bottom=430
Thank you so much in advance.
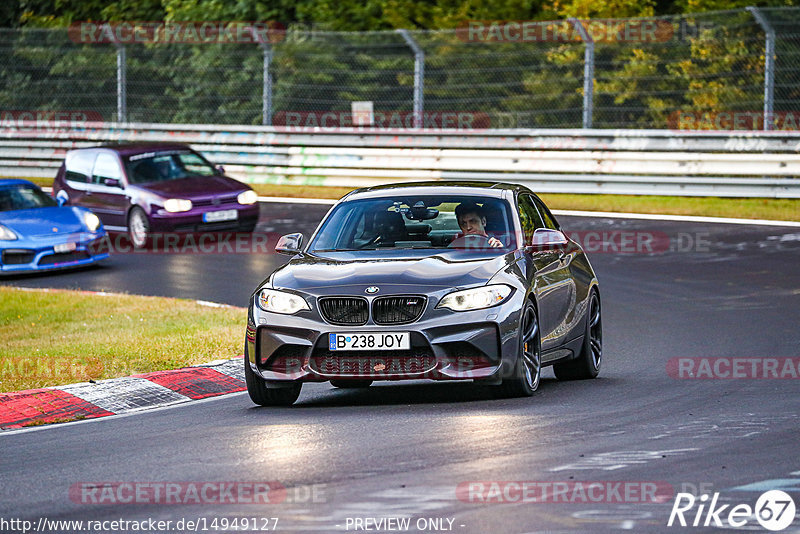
left=747, top=7, right=775, bottom=131
left=569, top=18, right=594, bottom=129
left=251, top=27, right=273, bottom=126
left=397, top=30, right=425, bottom=128
left=112, top=36, right=127, bottom=123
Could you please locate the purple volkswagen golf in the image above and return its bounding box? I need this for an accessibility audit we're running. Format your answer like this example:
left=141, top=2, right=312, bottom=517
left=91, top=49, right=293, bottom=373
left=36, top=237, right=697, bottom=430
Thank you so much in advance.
left=52, top=143, right=260, bottom=248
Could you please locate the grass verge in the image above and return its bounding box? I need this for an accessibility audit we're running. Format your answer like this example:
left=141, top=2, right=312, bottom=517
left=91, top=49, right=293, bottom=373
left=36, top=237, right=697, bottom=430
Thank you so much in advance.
left=17, top=176, right=799, bottom=222
left=0, top=287, right=245, bottom=393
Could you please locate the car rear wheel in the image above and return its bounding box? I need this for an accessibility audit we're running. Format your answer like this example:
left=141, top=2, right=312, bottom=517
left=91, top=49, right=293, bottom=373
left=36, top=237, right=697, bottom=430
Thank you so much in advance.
left=554, top=289, right=602, bottom=380
left=330, top=379, right=373, bottom=389
left=244, top=349, right=302, bottom=406
left=497, top=302, right=540, bottom=397
left=128, top=207, right=151, bottom=249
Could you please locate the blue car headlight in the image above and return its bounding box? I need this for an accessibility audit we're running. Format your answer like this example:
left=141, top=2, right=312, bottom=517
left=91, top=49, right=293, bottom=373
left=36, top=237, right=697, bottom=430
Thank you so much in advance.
left=437, top=284, right=512, bottom=312
left=0, top=224, right=18, bottom=241
left=83, top=212, right=101, bottom=232
left=256, top=289, right=310, bottom=314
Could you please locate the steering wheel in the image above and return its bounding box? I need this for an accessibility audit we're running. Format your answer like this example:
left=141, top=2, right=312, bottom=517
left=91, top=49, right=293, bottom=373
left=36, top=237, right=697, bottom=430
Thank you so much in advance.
left=356, top=233, right=382, bottom=249
left=448, top=234, right=491, bottom=248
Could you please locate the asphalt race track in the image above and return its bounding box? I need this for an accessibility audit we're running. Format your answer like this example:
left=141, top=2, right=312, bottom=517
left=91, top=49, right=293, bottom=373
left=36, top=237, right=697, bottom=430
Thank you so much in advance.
left=1, top=202, right=799, bottom=533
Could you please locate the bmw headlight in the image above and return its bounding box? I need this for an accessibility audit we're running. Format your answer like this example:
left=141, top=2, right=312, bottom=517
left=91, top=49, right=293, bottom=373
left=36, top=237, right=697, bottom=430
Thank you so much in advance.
left=237, top=190, right=258, bottom=205
left=437, top=284, right=512, bottom=312
left=256, top=289, right=310, bottom=314
left=163, top=199, right=193, bottom=213
left=83, top=212, right=101, bottom=232
left=0, top=224, right=17, bottom=241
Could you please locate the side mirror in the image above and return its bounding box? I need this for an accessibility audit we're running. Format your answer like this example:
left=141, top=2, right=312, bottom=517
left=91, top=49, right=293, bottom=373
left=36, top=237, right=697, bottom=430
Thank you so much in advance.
left=55, top=190, right=68, bottom=207
left=530, top=228, right=568, bottom=248
left=103, top=177, right=121, bottom=188
left=276, top=233, right=304, bottom=255
left=217, top=165, right=225, bottom=175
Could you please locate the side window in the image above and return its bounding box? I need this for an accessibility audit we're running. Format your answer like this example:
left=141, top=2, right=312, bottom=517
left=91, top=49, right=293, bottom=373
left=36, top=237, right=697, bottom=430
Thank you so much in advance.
left=531, top=196, right=559, bottom=230
left=64, top=151, right=96, bottom=183
left=92, top=153, right=123, bottom=185
left=517, top=194, right=544, bottom=244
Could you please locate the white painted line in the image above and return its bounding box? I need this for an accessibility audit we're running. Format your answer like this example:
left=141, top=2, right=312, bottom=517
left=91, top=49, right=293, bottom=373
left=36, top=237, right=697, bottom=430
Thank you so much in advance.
left=258, top=195, right=336, bottom=205
left=551, top=209, right=800, bottom=227
left=60, top=377, right=188, bottom=414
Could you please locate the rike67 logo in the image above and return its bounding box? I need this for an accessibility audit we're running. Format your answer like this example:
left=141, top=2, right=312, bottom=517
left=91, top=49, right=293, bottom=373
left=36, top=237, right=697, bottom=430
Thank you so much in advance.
left=668, top=490, right=796, bottom=531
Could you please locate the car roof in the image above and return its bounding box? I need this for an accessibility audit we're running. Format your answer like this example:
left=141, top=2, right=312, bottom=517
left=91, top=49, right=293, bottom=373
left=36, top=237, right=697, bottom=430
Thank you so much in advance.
left=68, top=143, right=193, bottom=157
left=343, top=181, right=533, bottom=201
left=0, top=178, right=36, bottom=188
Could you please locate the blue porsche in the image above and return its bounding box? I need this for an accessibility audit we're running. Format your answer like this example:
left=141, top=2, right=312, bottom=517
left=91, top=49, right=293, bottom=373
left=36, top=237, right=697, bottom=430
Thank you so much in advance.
left=0, top=179, right=110, bottom=274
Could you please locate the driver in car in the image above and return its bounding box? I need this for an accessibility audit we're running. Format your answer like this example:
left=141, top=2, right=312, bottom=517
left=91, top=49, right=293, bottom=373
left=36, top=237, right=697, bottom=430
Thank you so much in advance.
left=455, top=202, right=503, bottom=248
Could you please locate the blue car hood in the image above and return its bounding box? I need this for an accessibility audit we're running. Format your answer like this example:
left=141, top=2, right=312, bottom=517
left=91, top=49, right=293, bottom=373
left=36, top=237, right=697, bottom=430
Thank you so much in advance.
left=0, top=207, right=86, bottom=238
left=269, top=251, right=512, bottom=294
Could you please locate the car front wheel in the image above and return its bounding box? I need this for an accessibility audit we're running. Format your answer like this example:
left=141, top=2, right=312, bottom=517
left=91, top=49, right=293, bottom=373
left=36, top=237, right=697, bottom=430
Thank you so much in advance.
left=497, top=302, right=541, bottom=398
left=128, top=207, right=151, bottom=249
left=243, top=348, right=302, bottom=406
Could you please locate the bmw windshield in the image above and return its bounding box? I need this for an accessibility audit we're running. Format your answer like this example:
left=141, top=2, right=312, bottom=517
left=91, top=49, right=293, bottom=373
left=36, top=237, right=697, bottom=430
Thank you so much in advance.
left=309, top=196, right=517, bottom=252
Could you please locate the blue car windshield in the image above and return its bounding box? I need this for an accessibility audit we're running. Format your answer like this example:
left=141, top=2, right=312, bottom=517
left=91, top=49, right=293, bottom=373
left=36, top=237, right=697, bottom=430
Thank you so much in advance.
left=309, top=196, right=517, bottom=252
left=0, top=185, right=57, bottom=212
left=125, top=151, right=218, bottom=184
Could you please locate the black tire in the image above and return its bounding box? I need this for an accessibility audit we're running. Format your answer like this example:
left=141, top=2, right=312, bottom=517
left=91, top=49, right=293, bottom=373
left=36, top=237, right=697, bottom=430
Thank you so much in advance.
left=496, top=302, right=541, bottom=398
left=243, top=351, right=302, bottom=406
left=330, top=379, right=373, bottom=389
left=128, top=207, right=151, bottom=249
left=554, top=289, right=602, bottom=380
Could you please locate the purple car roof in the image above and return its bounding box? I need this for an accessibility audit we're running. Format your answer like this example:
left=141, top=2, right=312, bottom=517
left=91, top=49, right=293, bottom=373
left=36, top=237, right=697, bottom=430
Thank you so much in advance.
left=77, top=143, right=194, bottom=157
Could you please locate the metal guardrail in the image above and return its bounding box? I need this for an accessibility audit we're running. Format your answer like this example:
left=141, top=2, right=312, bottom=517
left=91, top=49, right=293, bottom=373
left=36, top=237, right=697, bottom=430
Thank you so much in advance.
left=1, top=122, right=799, bottom=198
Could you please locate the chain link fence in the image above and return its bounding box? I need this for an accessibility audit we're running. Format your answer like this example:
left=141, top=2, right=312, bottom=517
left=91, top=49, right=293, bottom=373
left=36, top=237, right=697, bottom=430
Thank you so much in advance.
left=0, top=7, right=798, bottom=129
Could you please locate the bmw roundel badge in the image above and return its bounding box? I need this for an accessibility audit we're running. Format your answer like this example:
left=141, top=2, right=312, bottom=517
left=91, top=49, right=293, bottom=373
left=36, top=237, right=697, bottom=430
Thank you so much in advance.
left=365, top=286, right=379, bottom=294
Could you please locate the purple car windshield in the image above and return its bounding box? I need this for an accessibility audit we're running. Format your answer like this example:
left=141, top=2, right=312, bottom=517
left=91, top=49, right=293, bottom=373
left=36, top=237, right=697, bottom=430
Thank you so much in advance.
left=124, top=151, right=218, bottom=184
left=0, top=185, right=57, bottom=212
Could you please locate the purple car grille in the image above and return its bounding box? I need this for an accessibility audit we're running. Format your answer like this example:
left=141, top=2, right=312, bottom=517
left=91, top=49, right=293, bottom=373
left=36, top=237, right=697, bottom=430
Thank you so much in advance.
left=192, top=195, right=238, bottom=207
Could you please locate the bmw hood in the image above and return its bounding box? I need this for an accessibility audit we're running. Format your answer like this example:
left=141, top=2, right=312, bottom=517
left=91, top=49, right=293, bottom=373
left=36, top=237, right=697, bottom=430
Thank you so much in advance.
left=0, top=207, right=87, bottom=238
left=268, top=251, right=512, bottom=294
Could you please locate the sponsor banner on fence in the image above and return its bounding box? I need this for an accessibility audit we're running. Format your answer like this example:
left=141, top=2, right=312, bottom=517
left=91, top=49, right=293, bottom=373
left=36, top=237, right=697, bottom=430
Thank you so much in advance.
left=0, top=110, right=103, bottom=130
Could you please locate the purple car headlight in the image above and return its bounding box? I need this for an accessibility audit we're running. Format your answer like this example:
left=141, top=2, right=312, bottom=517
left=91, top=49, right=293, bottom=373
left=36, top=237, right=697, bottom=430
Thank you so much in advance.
left=164, top=199, right=193, bottom=213
left=237, top=191, right=258, bottom=205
